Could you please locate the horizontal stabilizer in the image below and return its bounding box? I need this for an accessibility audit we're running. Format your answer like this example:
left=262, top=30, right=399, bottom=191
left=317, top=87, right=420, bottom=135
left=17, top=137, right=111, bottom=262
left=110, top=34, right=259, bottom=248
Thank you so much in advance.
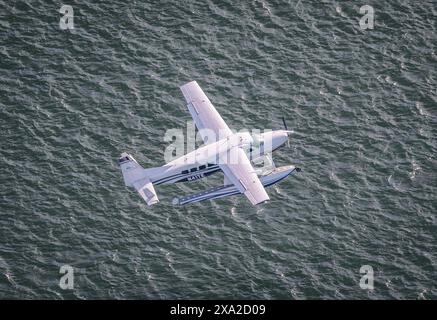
left=133, top=177, right=159, bottom=206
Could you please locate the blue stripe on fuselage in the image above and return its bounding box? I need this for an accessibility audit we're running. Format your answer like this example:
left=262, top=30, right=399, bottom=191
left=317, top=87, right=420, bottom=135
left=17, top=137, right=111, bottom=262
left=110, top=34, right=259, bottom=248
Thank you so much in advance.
left=154, top=165, right=220, bottom=185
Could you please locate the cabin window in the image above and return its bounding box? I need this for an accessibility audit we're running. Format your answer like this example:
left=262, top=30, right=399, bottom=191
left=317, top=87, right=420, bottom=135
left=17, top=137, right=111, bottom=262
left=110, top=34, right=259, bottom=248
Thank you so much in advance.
left=199, top=165, right=206, bottom=170
left=190, top=168, right=197, bottom=172
left=182, top=170, right=189, bottom=174
left=207, top=163, right=215, bottom=167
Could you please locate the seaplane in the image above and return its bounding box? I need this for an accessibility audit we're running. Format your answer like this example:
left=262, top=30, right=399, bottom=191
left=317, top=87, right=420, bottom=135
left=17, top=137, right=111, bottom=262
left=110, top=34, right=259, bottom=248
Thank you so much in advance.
left=119, top=81, right=300, bottom=206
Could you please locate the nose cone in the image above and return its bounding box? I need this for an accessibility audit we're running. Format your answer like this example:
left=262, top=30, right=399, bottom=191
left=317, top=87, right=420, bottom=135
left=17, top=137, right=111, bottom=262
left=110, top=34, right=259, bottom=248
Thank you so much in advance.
left=272, top=130, right=289, bottom=150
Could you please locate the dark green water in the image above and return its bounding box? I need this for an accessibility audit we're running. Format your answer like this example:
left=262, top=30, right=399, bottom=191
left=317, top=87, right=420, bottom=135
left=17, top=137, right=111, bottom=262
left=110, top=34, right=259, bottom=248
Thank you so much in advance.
left=0, top=0, right=436, bottom=299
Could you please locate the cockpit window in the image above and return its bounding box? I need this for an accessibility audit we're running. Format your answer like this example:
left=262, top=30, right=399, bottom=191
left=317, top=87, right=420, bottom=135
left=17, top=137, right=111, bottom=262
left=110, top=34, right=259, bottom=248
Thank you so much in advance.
left=190, top=168, right=197, bottom=172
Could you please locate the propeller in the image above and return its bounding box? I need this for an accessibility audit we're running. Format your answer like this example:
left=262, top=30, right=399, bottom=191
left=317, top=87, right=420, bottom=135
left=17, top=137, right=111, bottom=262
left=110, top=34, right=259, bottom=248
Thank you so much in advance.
left=282, top=116, right=289, bottom=131
left=281, top=116, right=292, bottom=147
left=281, top=112, right=301, bottom=172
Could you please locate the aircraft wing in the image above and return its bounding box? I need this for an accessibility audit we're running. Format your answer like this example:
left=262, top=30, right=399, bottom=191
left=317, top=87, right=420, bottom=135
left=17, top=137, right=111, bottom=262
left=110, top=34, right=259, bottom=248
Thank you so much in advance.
left=219, top=146, right=270, bottom=205
left=180, top=81, right=233, bottom=144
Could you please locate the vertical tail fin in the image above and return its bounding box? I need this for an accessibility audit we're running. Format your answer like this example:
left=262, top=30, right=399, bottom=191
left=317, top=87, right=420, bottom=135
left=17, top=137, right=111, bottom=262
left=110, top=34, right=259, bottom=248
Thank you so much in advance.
left=118, top=153, right=159, bottom=206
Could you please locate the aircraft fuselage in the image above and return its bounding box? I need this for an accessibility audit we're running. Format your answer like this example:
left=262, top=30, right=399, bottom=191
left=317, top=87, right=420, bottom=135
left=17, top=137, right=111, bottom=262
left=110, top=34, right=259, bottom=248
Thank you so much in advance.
left=145, top=130, right=289, bottom=185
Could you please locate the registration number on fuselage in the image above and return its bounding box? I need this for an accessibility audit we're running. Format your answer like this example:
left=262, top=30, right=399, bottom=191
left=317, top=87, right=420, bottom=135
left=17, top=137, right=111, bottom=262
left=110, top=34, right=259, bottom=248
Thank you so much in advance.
left=187, top=174, right=204, bottom=181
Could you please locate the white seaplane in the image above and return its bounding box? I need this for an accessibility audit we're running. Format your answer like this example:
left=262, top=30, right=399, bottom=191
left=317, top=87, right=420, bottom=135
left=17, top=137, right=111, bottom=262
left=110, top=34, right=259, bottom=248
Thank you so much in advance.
left=119, top=81, right=300, bottom=206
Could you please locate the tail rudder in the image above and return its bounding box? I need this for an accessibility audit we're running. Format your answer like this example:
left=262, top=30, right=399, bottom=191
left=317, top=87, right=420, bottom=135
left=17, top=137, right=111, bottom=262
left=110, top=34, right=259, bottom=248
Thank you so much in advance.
left=118, top=152, right=144, bottom=187
left=118, top=153, right=159, bottom=206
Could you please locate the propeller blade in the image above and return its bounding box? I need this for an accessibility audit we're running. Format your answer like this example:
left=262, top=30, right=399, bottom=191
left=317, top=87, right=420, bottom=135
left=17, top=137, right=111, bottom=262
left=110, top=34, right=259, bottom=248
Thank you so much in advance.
left=281, top=116, right=288, bottom=131
left=281, top=116, right=291, bottom=147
